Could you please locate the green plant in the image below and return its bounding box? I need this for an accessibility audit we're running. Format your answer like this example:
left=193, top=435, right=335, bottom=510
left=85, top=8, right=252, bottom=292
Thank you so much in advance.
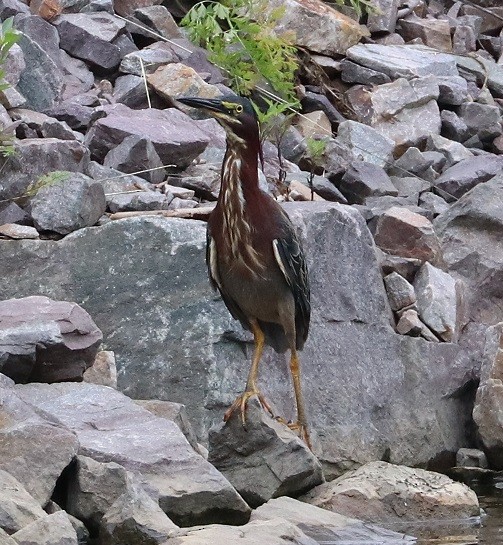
left=25, top=171, right=70, bottom=198
left=328, top=0, right=377, bottom=18
left=305, top=136, right=328, bottom=200
left=0, top=17, right=19, bottom=157
left=181, top=0, right=300, bottom=112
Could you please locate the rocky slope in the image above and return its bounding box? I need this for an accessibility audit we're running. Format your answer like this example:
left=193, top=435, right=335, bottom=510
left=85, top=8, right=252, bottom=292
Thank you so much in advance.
left=1, top=0, right=503, bottom=543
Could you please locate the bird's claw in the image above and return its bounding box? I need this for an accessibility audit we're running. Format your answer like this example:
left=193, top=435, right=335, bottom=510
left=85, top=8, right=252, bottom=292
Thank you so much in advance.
left=287, top=420, right=313, bottom=451
left=224, top=390, right=274, bottom=426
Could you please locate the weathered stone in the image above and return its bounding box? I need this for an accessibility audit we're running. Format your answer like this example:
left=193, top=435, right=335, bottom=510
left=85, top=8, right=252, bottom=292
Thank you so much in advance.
left=0, top=138, right=88, bottom=201
left=0, top=205, right=475, bottom=477
left=0, top=224, right=39, bottom=239
left=83, top=350, right=117, bottom=388
left=456, top=448, right=488, bottom=468
left=208, top=396, right=323, bottom=507
left=12, top=511, right=78, bottom=545
left=414, top=263, right=459, bottom=342
left=399, top=15, right=452, bottom=51
left=380, top=252, right=422, bottom=281
left=260, top=0, right=368, bottom=56
left=85, top=104, right=208, bottom=168
left=30, top=171, right=106, bottom=235
left=374, top=206, right=442, bottom=263
left=288, top=179, right=325, bottom=202
left=434, top=155, right=503, bottom=201
left=384, top=272, right=416, bottom=311
left=473, top=323, right=503, bottom=468
left=334, top=121, right=395, bottom=168
left=53, top=13, right=126, bottom=71
left=390, top=176, right=430, bottom=199
left=66, top=456, right=130, bottom=533
left=0, top=202, right=28, bottom=226
left=251, top=497, right=415, bottom=544
left=0, top=375, right=79, bottom=506
left=113, top=74, right=150, bottom=109
left=389, top=147, right=440, bottom=178
left=434, top=175, right=503, bottom=327
left=148, top=63, right=221, bottom=102
left=119, top=46, right=177, bottom=76
left=339, top=161, right=397, bottom=204
left=419, top=192, right=450, bottom=216
left=134, top=400, right=201, bottom=454
left=396, top=308, right=422, bottom=336
left=99, top=481, right=178, bottom=545
left=295, top=110, right=332, bottom=139
left=0, top=0, right=29, bottom=18
left=106, top=190, right=172, bottom=213
left=346, top=43, right=458, bottom=79
left=453, top=24, right=477, bottom=55
left=15, top=25, right=64, bottom=111
left=340, top=58, right=391, bottom=85
left=367, top=0, right=400, bottom=33
left=458, top=102, right=502, bottom=142
left=437, top=75, right=470, bottom=105
left=425, top=134, right=474, bottom=168
left=285, top=173, right=345, bottom=203
left=14, top=382, right=251, bottom=526
left=0, top=469, right=46, bottom=535
left=454, top=53, right=503, bottom=98
left=103, top=135, right=165, bottom=184
left=346, top=77, right=441, bottom=153
left=133, top=5, right=182, bottom=39
left=300, top=461, right=479, bottom=523
left=0, top=527, right=17, bottom=545
left=0, top=296, right=102, bottom=383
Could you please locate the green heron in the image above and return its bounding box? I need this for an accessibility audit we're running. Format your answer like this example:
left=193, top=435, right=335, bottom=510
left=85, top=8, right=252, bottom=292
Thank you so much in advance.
left=178, top=95, right=311, bottom=448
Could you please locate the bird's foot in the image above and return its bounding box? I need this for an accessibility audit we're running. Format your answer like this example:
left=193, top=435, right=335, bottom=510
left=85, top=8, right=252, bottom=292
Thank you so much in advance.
left=224, top=390, right=274, bottom=426
left=286, top=420, right=313, bottom=451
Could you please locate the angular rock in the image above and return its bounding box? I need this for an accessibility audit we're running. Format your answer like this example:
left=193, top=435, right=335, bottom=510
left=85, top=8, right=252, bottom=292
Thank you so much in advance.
left=340, top=58, right=391, bottom=85
left=300, top=461, right=479, bottom=523
left=346, top=76, right=441, bottom=153
left=0, top=202, right=28, bottom=226
left=0, top=138, right=88, bottom=201
left=434, top=155, right=503, bottom=201
left=458, top=102, right=502, bottom=142
left=133, top=5, right=183, bottom=39
left=434, top=174, right=503, bottom=326
left=390, top=177, right=430, bottom=199
left=103, top=135, right=165, bottom=184
left=0, top=205, right=475, bottom=477
left=14, top=382, right=251, bottom=526
left=419, top=191, right=450, bottom=216
left=295, top=110, right=332, bottom=139
left=339, top=161, right=397, bottom=204
left=53, top=13, right=126, bottom=71
left=453, top=51, right=503, bottom=98
left=99, top=481, right=178, bottom=545
left=83, top=350, right=117, bottom=388
left=66, top=456, right=129, bottom=533
left=374, top=206, right=442, bottom=263
left=134, top=400, right=201, bottom=455
left=399, top=15, right=452, bottom=51
left=367, top=0, right=400, bottom=33
left=383, top=272, right=416, bottom=311
left=414, top=262, right=459, bottom=342
left=261, top=0, right=368, bottom=56
left=0, top=296, right=102, bottom=383
left=208, top=396, right=323, bottom=507
left=0, top=375, right=79, bottom=506
left=396, top=309, right=423, bottom=336
left=85, top=104, right=208, bottom=168
left=251, top=496, right=415, bottom=544
left=0, top=224, right=39, bottom=239
left=0, top=469, right=46, bottom=535
left=15, top=28, right=64, bottom=111
left=346, top=44, right=458, bottom=79
left=119, top=46, right=176, bottom=77
left=473, top=323, right=503, bottom=468
left=456, top=448, right=488, bottom=469
left=148, top=63, right=221, bottom=102
left=106, top=191, right=172, bottom=214
left=380, top=253, right=422, bottom=281
left=437, top=75, right=470, bottom=105
left=334, top=121, right=395, bottom=168
left=425, top=134, right=474, bottom=168
left=12, top=511, right=78, bottom=545
left=0, top=527, right=17, bottom=545
left=30, top=171, right=106, bottom=234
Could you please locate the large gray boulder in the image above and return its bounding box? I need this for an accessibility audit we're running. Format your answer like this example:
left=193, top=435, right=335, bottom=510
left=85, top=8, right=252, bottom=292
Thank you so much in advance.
left=0, top=204, right=475, bottom=477
left=434, top=174, right=503, bottom=326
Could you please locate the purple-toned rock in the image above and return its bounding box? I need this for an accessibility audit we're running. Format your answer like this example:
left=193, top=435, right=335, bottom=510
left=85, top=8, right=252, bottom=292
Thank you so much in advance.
left=0, top=295, right=102, bottom=383
left=85, top=104, right=209, bottom=168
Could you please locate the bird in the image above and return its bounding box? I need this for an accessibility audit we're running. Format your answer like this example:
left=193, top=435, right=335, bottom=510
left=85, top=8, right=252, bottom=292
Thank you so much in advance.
left=177, top=95, right=312, bottom=448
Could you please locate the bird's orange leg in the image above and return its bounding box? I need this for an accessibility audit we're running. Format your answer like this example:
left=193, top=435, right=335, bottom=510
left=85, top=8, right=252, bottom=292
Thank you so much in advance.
left=224, top=319, right=274, bottom=425
left=288, top=348, right=313, bottom=450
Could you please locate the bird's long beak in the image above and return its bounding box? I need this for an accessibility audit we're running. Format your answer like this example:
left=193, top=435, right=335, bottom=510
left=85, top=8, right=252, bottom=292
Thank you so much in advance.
left=177, top=97, right=225, bottom=114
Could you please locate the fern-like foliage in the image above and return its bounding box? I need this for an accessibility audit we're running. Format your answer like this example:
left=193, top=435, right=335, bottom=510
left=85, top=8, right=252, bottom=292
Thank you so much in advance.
left=181, top=0, right=300, bottom=117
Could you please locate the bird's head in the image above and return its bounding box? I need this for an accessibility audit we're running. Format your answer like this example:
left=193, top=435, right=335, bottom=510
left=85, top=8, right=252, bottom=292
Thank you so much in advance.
left=177, top=95, right=259, bottom=149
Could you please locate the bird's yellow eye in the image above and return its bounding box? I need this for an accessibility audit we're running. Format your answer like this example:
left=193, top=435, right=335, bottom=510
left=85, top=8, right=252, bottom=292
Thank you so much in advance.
left=235, top=104, right=243, bottom=114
